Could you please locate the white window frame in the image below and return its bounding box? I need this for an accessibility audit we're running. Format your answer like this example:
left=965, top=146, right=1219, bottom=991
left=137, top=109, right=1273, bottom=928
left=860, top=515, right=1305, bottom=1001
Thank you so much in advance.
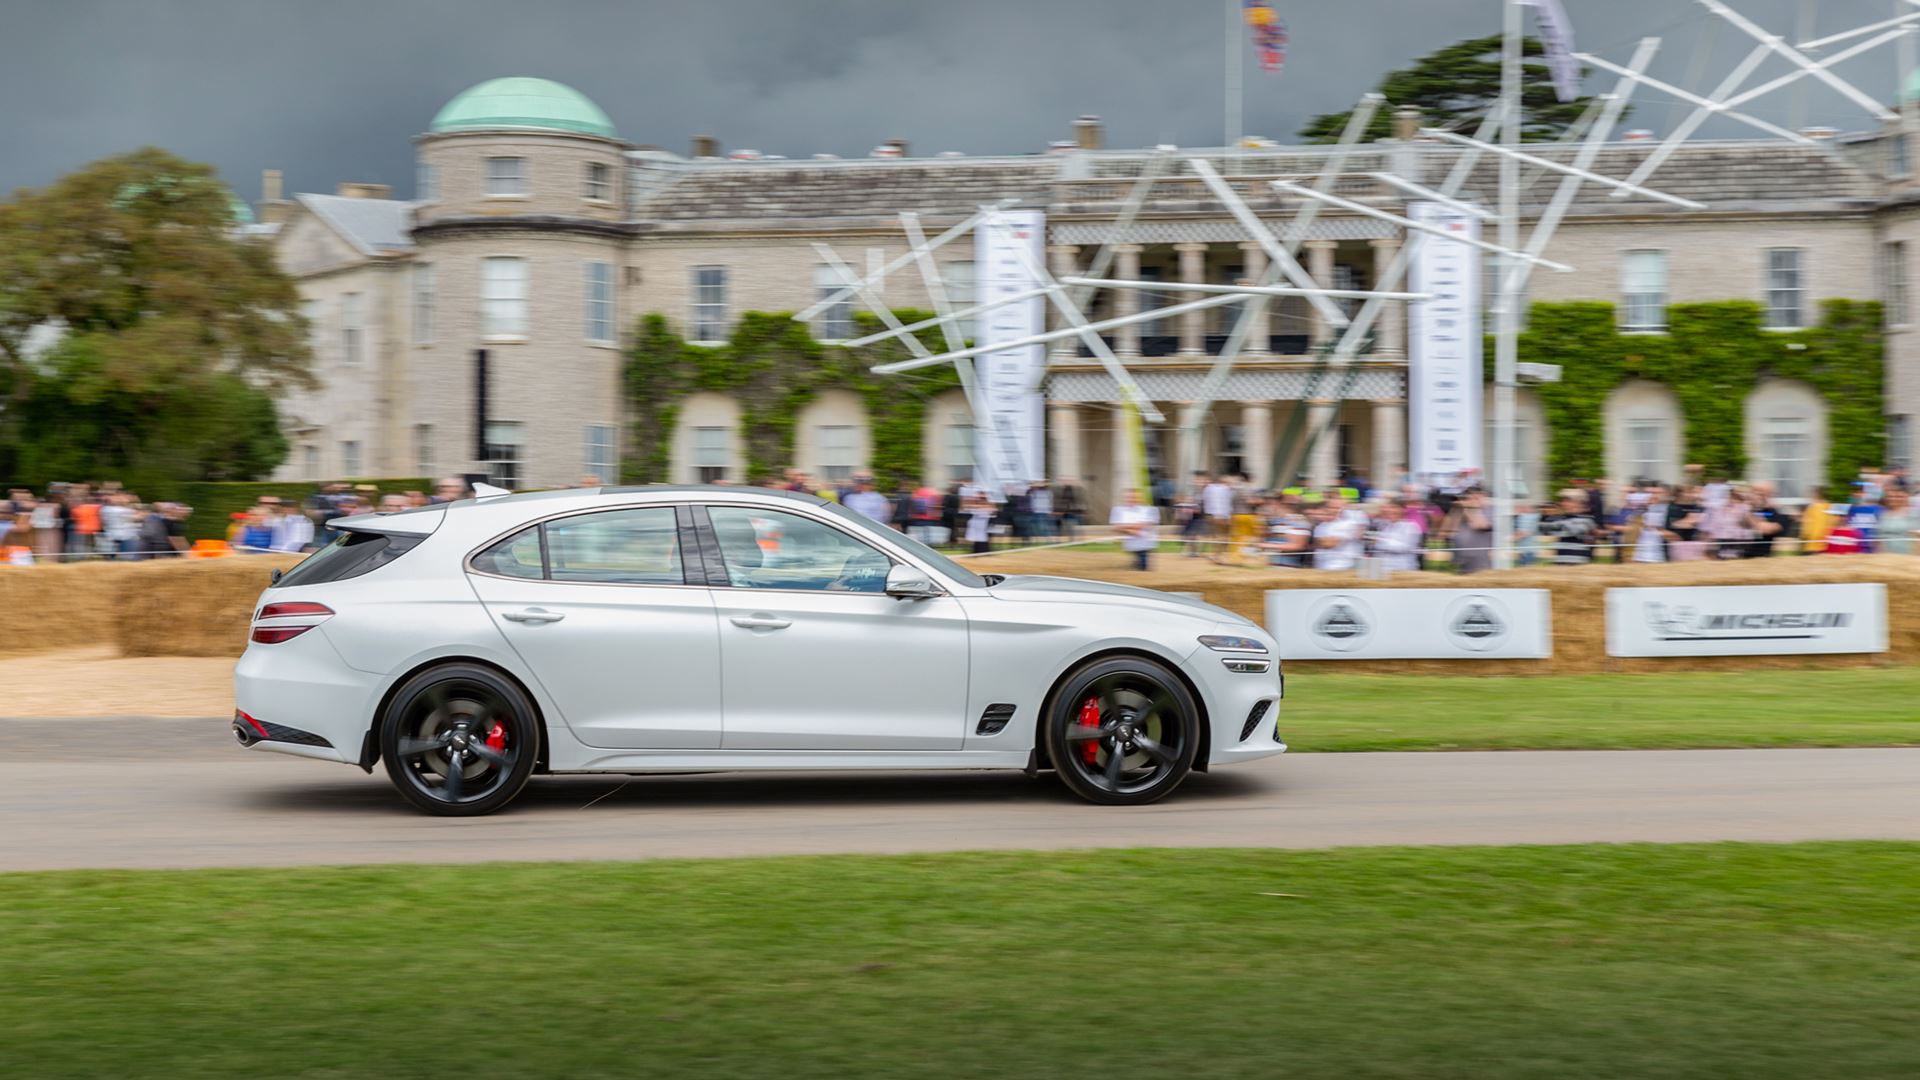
left=584, top=162, right=613, bottom=202
left=482, top=256, right=528, bottom=340
left=1625, top=419, right=1667, bottom=484
left=340, top=439, right=362, bottom=478
left=1760, top=416, right=1812, bottom=500
left=946, top=415, right=974, bottom=484
left=814, top=264, right=854, bottom=341
left=340, top=292, right=364, bottom=366
left=1890, top=414, right=1913, bottom=472
left=302, top=444, right=320, bottom=479
left=584, top=423, right=617, bottom=484
left=693, top=425, right=731, bottom=483
left=1764, top=248, right=1806, bottom=330
left=484, top=421, right=525, bottom=489
left=585, top=261, right=614, bottom=344
left=1892, top=132, right=1912, bottom=180
left=412, top=263, right=434, bottom=344
left=1883, top=240, right=1909, bottom=328
left=414, top=423, right=433, bottom=478
left=944, top=260, right=976, bottom=341
left=416, top=160, right=438, bottom=203
left=484, top=156, right=528, bottom=198
left=1620, top=250, right=1669, bottom=333
left=816, top=424, right=856, bottom=484
left=691, top=266, right=729, bottom=343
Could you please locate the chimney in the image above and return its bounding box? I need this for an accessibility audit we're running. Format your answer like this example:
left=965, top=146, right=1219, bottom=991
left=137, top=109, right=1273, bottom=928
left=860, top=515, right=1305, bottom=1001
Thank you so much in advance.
left=884, top=137, right=910, bottom=158
left=1074, top=114, right=1104, bottom=151
left=1393, top=107, right=1422, bottom=142
left=335, top=182, right=392, bottom=199
left=691, top=134, right=719, bottom=159
left=258, top=168, right=292, bottom=225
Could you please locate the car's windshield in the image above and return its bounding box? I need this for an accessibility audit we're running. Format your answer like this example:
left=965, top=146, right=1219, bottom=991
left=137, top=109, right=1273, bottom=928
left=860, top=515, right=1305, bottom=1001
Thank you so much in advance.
left=816, top=499, right=989, bottom=589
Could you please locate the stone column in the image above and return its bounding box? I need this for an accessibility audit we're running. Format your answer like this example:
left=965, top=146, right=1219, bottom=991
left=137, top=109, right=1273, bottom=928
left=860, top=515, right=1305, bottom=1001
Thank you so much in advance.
left=1371, top=399, right=1406, bottom=490
left=1049, top=403, right=1083, bottom=484
left=1307, top=400, right=1340, bottom=489
left=1237, top=241, right=1270, bottom=355
left=1047, top=245, right=1080, bottom=364
left=1110, top=403, right=1139, bottom=507
left=1242, top=403, right=1273, bottom=489
left=1370, top=237, right=1405, bottom=357
left=1175, top=242, right=1208, bottom=355
left=1174, top=403, right=1206, bottom=487
left=1305, top=240, right=1339, bottom=348
left=1114, top=244, right=1142, bottom=356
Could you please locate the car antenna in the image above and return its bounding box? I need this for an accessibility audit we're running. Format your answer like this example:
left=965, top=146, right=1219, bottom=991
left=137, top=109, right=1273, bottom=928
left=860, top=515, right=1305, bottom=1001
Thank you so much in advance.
left=472, top=483, right=511, bottom=500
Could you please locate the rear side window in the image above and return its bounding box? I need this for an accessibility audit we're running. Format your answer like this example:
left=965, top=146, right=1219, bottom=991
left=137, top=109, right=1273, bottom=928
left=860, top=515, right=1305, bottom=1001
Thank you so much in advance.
left=275, top=530, right=421, bottom=588
left=468, top=507, right=688, bottom=585
left=472, top=527, right=544, bottom=579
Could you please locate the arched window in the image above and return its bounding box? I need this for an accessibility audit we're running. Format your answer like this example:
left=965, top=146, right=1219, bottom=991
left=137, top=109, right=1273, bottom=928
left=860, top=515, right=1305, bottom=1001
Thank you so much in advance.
left=794, top=389, right=870, bottom=486
left=1744, top=379, right=1828, bottom=501
left=672, top=393, right=742, bottom=484
left=1604, top=380, right=1684, bottom=486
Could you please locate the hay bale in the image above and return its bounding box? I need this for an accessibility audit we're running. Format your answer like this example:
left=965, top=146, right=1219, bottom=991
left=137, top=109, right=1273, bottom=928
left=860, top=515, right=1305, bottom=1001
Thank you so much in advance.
left=110, top=556, right=301, bottom=658
left=975, top=549, right=1920, bottom=675
left=0, top=561, right=128, bottom=656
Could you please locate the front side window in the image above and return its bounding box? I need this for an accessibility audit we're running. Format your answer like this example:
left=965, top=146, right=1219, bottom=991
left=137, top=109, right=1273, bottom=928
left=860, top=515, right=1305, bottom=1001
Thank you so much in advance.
left=1765, top=248, right=1805, bottom=329
left=412, top=263, right=434, bottom=344
left=485, top=156, right=527, bottom=197
left=546, top=507, right=684, bottom=585
left=1884, top=241, right=1909, bottom=327
left=585, top=261, right=614, bottom=343
left=341, top=292, right=364, bottom=364
left=584, top=423, right=616, bottom=483
left=691, top=266, right=728, bottom=342
left=705, top=506, right=892, bottom=593
left=584, top=162, right=612, bottom=201
left=1621, top=250, right=1668, bottom=331
left=484, top=421, right=523, bottom=489
left=482, top=257, right=527, bottom=338
left=814, top=264, right=854, bottom=340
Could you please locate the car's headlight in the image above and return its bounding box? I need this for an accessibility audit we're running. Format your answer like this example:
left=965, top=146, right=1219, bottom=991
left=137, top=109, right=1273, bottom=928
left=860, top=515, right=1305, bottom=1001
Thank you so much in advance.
left=1198, top=634, right=1268, bottom=653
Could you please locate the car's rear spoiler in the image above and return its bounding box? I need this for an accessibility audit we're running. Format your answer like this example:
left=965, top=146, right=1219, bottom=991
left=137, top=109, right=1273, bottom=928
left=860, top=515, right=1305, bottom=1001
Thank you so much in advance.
left=325, top=507, right=446, bottom=537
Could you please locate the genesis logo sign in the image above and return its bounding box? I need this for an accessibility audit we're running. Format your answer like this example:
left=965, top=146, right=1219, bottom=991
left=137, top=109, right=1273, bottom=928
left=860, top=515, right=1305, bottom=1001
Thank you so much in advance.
left=1443, top=594, right=1510, bottom=652
left=1644, top=602, right=1852, bottom=642
left=1306, top=594, right=1374, bottom=653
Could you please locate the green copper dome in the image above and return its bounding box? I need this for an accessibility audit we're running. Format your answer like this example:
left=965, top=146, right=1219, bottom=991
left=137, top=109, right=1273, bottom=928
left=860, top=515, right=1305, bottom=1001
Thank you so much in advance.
left=430, top=77, right=616, bottom=138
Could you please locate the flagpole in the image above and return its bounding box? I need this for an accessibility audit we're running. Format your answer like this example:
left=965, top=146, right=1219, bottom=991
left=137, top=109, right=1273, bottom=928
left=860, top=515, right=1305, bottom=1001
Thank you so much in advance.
left=1226, top=0, right=1242, bottom=150
left=1493, top=0, right=1522, bottom=568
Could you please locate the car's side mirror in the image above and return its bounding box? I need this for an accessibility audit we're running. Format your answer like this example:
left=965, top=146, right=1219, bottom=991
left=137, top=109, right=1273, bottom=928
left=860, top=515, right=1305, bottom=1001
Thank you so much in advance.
left=884, top=564, right=942, bottom=600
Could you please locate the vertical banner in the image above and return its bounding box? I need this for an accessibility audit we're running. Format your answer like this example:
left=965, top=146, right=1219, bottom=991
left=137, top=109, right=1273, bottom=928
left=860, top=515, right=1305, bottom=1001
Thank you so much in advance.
left=1520, top=0, right=1581, bottom=103
left=975, top=210, right=1048, bottom=492
left=1406, top=202, right=1483, bottom=480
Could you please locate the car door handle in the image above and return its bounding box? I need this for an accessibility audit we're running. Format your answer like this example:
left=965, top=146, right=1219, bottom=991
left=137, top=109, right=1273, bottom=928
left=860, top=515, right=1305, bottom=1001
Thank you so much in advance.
left=502, top=608, right=566, bottom=624
left=730, top=614, right=792, bottom=631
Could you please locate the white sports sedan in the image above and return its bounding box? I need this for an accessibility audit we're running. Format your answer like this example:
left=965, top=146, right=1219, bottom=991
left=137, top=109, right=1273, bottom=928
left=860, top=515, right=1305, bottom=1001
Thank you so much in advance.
left=234, top=485, right=1286, bottom=815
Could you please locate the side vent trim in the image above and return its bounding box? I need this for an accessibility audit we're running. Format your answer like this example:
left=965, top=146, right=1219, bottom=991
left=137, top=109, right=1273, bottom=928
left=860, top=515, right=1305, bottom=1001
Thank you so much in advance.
left=976, top=703, right=1016, bottom=736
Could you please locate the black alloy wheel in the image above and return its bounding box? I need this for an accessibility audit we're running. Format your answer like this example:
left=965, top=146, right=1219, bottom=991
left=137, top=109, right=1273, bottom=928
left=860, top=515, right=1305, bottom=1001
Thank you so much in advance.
left=380, top=664, right=538, bottom=816
left=1046, top=656, right=1199, bottom=806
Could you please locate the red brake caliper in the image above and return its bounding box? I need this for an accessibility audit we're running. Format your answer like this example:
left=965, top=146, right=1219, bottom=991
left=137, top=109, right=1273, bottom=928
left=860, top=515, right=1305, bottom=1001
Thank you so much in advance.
left=1076, top=696, right=1103, bottom=764
left=485, top=721, right=508, bottom=755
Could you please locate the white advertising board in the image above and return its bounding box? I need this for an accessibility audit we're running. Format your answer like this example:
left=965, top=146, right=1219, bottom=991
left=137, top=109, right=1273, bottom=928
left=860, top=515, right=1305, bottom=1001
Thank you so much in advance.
left=974, top=209, right=1048, bottom=491
left=1267, top=589, right=1552, bottom=660
left=1605, top=584, right=1888, bottom=657
left=1405, top=202, right=1483, bottom=480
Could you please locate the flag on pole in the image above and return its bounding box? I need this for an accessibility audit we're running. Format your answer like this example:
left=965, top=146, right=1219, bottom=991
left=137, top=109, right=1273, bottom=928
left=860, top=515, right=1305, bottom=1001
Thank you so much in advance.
left=1243, top=0, right=1289, bottom=74
left=1520, top=0, right=1580, bottom=102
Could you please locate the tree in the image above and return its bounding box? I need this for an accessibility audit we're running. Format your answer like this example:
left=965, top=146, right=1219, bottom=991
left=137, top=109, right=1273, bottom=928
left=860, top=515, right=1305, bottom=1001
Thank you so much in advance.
left=0, top=148, right=312, bottom=492
left=1298, top=35, right=1608, bottom=143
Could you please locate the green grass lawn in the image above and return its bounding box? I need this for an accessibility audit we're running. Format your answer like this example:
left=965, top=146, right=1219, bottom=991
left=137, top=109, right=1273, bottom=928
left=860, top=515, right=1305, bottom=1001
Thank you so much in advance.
left=1283, top=667, right=1920, bottom=751
left=6, top=844, right=1919, bottom=1079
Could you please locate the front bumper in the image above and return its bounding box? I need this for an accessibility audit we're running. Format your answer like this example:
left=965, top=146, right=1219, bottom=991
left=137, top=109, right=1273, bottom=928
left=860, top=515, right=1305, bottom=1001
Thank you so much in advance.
left=1183, top=648, right=1288, bottom=767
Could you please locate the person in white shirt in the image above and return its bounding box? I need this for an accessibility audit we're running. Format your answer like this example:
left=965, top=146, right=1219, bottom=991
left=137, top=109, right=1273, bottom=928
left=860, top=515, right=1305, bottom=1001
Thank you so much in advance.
left=1109, top=488, right=1160, bottom=571
left=1372, top=499, right=1425, bottom=573
left=269, top=504, right=315, bottom=553
left=842, top=474, right=892, bottom=525
left=1312, top=498, right=1366, bottom=571
left=100, top=492, right=140, bottom=559
left=1200, top=476, right=1234, bottom=563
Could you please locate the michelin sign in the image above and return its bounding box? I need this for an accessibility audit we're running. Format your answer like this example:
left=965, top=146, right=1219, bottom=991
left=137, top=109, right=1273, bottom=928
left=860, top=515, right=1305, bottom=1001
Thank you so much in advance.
left=1268, top=589, right=1552, bottom=660
left=1605, top=584, right=1887, bottom=657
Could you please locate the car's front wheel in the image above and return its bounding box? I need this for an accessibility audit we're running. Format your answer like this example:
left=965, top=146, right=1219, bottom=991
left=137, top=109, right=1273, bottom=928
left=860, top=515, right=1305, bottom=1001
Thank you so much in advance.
left=1045, top=656, right=1199, bottom=806
left=380, top=664, right=538, bottom=816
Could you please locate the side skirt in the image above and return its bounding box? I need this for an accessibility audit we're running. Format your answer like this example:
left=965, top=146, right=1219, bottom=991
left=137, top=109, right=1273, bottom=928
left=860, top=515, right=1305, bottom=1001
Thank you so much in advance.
left=549, top=749, right=1035, bottom=773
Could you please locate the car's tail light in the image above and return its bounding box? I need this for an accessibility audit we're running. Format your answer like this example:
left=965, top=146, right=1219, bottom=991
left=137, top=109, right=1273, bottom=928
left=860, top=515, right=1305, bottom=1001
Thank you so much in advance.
left=250, top=601, right=334, bottom=644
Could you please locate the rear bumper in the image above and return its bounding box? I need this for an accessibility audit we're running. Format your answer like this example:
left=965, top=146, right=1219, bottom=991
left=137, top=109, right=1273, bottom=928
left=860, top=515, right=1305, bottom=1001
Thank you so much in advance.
left=233, top=634, right=380, bottom=766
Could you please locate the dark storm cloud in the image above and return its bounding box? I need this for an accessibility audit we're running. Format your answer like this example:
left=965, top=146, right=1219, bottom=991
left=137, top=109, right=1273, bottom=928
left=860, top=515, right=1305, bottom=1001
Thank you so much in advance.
left=3, top=0, right=1915, bottom=202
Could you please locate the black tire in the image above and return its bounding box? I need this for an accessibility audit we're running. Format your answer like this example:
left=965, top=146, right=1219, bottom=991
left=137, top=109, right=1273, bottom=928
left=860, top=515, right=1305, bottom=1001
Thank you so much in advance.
left=380, top=663, right=538, bottom=816
left=1045, top=655, right=1199, bottom=806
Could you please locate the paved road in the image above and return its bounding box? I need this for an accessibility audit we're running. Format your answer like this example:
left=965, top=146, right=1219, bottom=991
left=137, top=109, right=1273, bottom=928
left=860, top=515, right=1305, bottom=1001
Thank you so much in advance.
left=3, top=719, right=1917, bottom=871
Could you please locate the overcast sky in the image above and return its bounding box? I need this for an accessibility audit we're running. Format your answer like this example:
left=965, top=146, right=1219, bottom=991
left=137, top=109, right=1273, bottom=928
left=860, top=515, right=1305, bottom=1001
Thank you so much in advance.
left=5, top=0, right=1919, bottom=203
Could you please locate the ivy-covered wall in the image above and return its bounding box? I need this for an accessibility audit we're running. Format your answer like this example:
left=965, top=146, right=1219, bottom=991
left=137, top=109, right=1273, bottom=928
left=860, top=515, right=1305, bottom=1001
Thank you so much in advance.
left=1516, top=299, right=1885, bottom=489
left=623, top=311, right=960, bottom=488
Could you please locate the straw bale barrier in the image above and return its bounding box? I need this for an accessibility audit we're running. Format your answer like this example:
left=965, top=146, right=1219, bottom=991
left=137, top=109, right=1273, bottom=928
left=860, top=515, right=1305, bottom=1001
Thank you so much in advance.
left=973, top=549, right=1920, bottom=675
left=0, top=556, right=299, bottom=659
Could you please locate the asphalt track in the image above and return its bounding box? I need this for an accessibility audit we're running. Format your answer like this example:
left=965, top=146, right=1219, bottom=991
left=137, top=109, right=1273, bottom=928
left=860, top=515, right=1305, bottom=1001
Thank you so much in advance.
left=3, top=719, right=1917, bottom=871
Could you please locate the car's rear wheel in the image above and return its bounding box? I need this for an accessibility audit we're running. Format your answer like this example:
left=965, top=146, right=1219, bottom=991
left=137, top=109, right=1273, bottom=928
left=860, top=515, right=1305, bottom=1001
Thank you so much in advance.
left=380, top=664, right=537, bottom=816
left=1046, top=656, right=1199, bottom=806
